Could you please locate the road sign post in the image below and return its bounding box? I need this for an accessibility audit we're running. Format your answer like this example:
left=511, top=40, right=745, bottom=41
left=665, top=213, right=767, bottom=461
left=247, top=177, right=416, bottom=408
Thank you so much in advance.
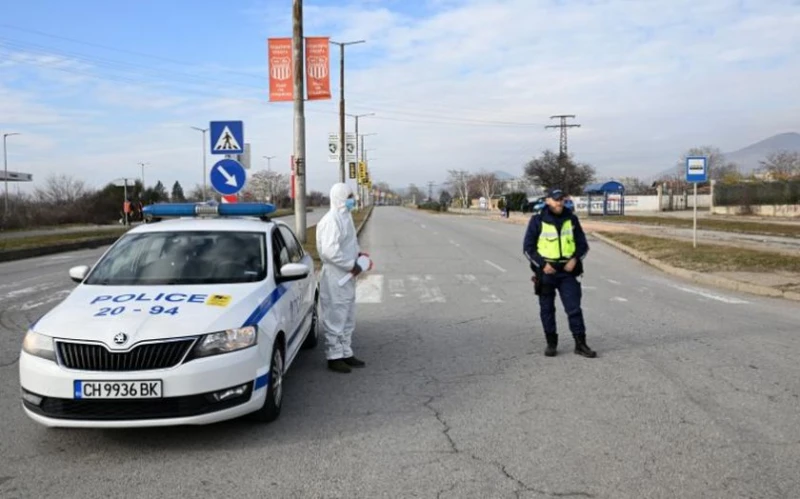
left=210, top=121, right=245, bottom=155
left=685, top=156, right=708, bottom=249
left=210, top=158, right=247, bottom=196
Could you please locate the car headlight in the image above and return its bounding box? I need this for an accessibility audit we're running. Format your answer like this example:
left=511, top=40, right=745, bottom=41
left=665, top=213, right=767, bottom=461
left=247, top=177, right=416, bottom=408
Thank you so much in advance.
left=22, top=330, right=56, bottom=362
left=189, top=326, right=257, bottom=359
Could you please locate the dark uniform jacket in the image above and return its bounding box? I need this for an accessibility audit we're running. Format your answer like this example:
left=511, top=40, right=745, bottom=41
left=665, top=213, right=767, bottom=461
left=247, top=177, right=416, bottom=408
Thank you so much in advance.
left=523, top=206, right=589, bottom=276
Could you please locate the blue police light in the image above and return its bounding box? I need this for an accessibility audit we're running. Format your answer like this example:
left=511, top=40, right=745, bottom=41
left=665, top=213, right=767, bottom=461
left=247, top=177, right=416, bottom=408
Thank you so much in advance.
left=143, top=202, right=277, bottom=218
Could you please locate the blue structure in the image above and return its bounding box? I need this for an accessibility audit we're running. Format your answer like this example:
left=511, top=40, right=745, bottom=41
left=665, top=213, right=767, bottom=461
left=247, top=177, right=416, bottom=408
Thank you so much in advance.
left=583, top=180, right=626, bottom=216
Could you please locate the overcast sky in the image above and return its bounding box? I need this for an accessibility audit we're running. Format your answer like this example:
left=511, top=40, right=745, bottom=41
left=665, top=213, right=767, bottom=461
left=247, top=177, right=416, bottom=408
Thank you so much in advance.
left=1, top=0, right=799, bottom=196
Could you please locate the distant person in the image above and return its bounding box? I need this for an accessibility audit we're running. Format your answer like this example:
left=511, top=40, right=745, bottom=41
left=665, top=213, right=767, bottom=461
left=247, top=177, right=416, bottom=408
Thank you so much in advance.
left=523, top=188, right=596, bottom=358
left=316, top=182, right=368, bottom=373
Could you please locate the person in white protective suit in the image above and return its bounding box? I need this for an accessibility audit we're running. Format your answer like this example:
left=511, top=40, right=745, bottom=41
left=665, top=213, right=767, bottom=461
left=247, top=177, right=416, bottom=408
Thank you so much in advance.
left=316, top=183, right=368, bottom=373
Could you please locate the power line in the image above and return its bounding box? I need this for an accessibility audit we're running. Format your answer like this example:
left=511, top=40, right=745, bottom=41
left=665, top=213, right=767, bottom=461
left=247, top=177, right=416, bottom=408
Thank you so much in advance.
left=544, top=114, right=581, bottom=157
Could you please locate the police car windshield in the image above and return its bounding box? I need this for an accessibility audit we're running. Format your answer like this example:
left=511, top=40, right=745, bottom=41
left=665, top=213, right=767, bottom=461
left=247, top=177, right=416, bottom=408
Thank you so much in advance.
left=84, top=231, right=267, bottom=285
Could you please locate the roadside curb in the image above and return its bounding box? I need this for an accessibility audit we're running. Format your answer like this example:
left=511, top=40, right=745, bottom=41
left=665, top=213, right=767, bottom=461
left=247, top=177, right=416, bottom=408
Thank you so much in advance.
left=356, top=206, right=374, bottom=236
left=590, top=231, right=800, bottom=303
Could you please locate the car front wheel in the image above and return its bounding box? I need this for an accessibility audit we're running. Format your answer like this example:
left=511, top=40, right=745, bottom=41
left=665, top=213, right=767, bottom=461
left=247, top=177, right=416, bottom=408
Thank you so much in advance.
left=249, top=340, right=284, bottom=423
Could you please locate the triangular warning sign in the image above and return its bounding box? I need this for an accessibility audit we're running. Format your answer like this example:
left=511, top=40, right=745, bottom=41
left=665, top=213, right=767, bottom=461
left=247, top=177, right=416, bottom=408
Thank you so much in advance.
left=213, top=126, right=242, bottom=151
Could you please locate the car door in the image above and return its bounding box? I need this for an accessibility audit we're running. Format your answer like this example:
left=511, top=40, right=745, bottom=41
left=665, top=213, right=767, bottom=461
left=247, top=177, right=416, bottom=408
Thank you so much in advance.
left=271, top=227, right=304, bottom=362
left=278, top=224, right=312, bottom=313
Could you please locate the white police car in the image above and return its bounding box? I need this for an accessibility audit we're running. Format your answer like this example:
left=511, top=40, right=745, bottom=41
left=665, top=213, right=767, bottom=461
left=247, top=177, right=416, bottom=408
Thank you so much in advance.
left=19, top=202, right=319, bottom=428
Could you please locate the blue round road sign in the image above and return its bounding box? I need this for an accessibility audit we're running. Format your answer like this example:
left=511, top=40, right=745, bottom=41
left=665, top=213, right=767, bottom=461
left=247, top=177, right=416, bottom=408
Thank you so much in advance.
left=210, top=158, right=247, bottom=196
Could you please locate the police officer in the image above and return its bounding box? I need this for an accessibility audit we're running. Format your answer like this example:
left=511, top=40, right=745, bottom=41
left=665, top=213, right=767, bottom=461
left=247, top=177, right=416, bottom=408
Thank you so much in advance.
left=523, top=188, right=597, bottom=358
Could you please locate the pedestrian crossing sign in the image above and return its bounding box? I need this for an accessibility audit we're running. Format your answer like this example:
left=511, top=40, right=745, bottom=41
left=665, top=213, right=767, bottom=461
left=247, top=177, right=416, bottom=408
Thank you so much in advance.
left=210, top=121, right=245, bottom=155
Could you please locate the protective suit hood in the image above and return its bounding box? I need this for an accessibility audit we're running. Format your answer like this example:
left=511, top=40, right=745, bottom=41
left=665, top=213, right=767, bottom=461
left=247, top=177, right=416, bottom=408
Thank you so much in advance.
left=329, top=183, right=352, bottom=212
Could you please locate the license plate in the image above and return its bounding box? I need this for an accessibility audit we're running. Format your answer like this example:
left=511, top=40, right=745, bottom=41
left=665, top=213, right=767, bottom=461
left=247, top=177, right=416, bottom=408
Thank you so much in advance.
left=73, top=380, right=162, bottom=399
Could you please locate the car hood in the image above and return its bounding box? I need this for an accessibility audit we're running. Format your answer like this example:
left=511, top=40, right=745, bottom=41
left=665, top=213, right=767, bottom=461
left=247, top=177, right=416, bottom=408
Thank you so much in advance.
left=33, top=283, right=271, bottom=347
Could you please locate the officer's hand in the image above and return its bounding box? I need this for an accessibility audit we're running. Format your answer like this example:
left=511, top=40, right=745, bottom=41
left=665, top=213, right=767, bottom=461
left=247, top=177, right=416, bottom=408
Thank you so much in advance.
left=543, top=263, right=556, bottom=274
left=564, top=258, right=577, bottom=272
left=351, top=264, right=362, bottom=277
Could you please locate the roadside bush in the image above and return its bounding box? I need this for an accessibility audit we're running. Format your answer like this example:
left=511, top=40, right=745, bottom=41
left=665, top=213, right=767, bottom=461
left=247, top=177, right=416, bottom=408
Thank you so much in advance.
left=714, top=179, right=800, bottom=206
left=417, top=201, right=447, bottom=212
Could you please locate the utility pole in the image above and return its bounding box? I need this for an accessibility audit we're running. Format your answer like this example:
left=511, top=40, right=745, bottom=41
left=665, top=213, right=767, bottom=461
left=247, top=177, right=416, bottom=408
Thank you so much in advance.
left=3, top=132, right=20, bottom=219
left=545, top=114, right=581, bottom=158
left=348, top=113, right=374, bottom=207
left=330, top=39, right=365, bottom=183
left=427, top=181, right=434, bottom=202
left=190, top=126, right=208, bottom=200
left=292, top=0, right=308, bottom=242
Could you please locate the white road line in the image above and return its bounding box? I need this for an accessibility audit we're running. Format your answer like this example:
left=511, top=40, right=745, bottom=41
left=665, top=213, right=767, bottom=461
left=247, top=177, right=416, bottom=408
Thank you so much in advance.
left=484, top=260, right=507, bottom=273
left=420, top=224, right=427, bottom=229
left=409, top=275, right=446, bottom=303
left=456, top=274, right=503, bottom=303
left=389, top=278, right=405, bottom=298
left=606, top=279, right=621, bottom=285
left=582, top=285, right=597, bottom=290
left=671, top=285, right=749, bottom=304
left=610, top=296, right=628, bottom=302
left=20, top=289, right=71, bottom=310
left=449, top=239, right=460, bottom=247
left=356, top=274, right=384, bottom=303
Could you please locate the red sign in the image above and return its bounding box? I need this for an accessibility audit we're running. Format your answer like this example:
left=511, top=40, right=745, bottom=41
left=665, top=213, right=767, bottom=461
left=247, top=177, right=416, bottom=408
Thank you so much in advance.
left=221, top=195, right=237, bottom=204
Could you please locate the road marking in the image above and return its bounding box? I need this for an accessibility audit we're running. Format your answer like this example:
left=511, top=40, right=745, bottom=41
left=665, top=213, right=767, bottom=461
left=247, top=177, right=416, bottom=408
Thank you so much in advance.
left=355, top=274, right=384, bottom=303
left=20, top=289, right=71, bottom=310
left=582, top=285, right=597, bottom=290
left=0, top=282, right=62, bottom=302
left=389, top=278, right=405, bottom=298
left=606, top=279, right=621, bottom=285
left=420, top=224, right=427, bottom=229
left=409, top=275, right=446, bottom=303
left=456, top=274, right=503, bottom=303
left=46, top=255, right=74, bottom=261
left=484, top=260, right=507, bottom=273
left=449, top=239, right=460, bottom=247
left=611, top=296, right=628, bottom=302
left=671, top=285, right=749, bottom=304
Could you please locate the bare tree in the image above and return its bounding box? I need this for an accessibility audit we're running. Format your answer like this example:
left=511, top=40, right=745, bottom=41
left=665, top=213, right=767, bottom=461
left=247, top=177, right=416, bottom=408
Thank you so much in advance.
left=34, top=174, right=87, bottom=204
left=473, top=171, right=500, bottom=200
left=446, top=169, right=471, bottom=208
left=616, top=176, right=654, bottom=195
left=677, top=146, right=739, bottom=182
left=759, top=150, right=800, bottom=180
left=245, top=170, right=289, bottom=202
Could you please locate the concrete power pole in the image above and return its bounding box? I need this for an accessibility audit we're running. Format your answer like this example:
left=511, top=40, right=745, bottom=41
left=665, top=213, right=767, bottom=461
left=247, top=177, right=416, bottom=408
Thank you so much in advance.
left=427, top=181, right=434, bottom=202
left=292, top=0, right=308, bottom=242
left=545, top=114, right=581, bottom=158
left=347, top=113, right=374, bottom=207
left=331, top=39, right=365, bottom=183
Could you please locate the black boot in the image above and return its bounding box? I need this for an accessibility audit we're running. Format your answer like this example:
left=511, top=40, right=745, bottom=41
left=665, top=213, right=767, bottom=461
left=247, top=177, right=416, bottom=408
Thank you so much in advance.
left=328, top=359, right=352, bottom=373
left=343, top=356, right=366, bottom=368
left=544, top=334, right=558, bottom=357
left=574, top=336, right=597, bottom=358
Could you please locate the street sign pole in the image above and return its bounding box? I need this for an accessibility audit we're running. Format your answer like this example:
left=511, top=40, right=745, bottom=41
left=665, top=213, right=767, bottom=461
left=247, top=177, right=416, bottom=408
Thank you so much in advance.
left=685, top=156, right=708, bottom=249
left=292, top=0, right=308, bottom=242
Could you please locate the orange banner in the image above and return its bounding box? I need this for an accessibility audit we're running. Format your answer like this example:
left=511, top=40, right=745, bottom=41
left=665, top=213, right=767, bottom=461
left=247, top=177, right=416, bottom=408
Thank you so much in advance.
left=268, top=38, right=293, bottom=102
left=304, top=36, right=331, bottom=100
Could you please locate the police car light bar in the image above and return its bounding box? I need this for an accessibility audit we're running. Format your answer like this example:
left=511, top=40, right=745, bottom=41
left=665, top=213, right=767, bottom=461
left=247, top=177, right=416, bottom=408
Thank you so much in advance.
left=143, top=202, right=277, bottom=218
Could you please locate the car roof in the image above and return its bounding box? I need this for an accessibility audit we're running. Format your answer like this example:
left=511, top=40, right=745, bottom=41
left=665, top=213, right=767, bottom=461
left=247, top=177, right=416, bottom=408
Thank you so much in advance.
left=125, top=217, right=285, bottom=234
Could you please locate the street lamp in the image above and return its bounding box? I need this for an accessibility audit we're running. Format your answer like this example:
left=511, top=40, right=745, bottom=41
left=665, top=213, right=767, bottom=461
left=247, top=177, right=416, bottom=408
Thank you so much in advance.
left=190, top=126, right=209, bottom=200
left=138, top=162, right=150, bottom=190
left=262, top=155, right=275, bottom=172
left=3, top=132, right=21, bottom=218
left=330, top=39, right=366, bottom=182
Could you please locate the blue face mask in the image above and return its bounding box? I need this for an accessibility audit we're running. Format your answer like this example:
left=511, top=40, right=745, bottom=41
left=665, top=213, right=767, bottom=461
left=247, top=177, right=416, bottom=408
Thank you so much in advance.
left=345, top=198, right=356, bottom=210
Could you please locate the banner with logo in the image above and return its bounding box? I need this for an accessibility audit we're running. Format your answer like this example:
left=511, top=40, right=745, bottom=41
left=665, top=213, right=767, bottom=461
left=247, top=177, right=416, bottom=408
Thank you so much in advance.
left=304, top=37, right=331, bottom=100
left=268, top=38, right=293, bottom=102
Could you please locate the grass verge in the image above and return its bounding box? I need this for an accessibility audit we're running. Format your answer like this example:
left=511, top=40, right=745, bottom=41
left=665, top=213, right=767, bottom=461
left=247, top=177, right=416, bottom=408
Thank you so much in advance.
left=301, top=207, right=373, bottom=270
left=601, top=215, right=800, bottom=238
left=595, top=231, right=800, bottom=273
left=0, top=229, right=130, bottom=252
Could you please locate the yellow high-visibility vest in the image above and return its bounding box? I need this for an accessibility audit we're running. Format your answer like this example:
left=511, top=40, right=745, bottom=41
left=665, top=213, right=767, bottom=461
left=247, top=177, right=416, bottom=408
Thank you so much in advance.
left=537, top=219, right=576, bottom=262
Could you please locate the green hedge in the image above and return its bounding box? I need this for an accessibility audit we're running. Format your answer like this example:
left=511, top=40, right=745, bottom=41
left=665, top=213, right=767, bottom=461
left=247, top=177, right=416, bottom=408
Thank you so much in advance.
left=417, top=201, right=447, bottom=212
left=714, top=180, right=800, bottom=206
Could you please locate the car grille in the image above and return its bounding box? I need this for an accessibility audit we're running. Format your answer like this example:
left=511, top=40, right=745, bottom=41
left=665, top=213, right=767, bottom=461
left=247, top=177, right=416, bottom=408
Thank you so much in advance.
left=56, top=339, right=196, bottom=371
left=24, top=383, right=254, bottom=421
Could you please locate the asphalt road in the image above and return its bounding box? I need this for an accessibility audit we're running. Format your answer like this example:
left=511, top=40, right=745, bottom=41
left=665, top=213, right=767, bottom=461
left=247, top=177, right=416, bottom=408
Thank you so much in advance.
left=1, top=206, right=799, bottom=498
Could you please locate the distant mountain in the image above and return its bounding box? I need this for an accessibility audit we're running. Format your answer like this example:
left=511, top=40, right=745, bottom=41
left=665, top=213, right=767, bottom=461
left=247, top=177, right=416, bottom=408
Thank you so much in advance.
left=652, top=132, right=800, bottom=179
left=492, top=170, right=516, bottom=180
left=725, top=132, right=800, bottom=174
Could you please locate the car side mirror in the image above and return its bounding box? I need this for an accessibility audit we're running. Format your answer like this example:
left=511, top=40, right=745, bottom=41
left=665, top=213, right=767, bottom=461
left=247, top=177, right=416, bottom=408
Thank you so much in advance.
left=69, top=265, right=90, bottom=283
left=276, top=263, right=310, bottom=283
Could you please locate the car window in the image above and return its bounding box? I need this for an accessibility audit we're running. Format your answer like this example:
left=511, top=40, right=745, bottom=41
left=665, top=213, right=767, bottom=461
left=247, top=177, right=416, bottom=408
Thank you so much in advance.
left=84, top=231, right=267, bottom=285
left=271, top=229, right=291, bottom=274
left=278, top=225, right=303, bottom=263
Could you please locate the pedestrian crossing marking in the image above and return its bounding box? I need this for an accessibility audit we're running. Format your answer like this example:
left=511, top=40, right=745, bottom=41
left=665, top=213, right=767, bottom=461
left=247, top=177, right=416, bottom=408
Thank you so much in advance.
left=213, top=126, right=242, bottom=152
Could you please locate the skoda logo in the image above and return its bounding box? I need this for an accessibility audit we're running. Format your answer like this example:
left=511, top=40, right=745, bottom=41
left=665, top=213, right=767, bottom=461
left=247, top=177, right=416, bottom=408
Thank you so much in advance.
left=113, top=333, right=128, bottom=345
